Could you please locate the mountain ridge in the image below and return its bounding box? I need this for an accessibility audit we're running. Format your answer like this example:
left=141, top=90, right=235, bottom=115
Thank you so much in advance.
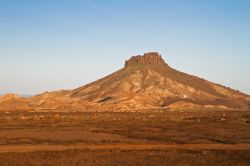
left=1, top=52, right=249, bottom=111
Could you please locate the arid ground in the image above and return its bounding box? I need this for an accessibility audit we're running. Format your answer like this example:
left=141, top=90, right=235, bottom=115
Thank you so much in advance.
left=0, top=109, right=250, bottom=166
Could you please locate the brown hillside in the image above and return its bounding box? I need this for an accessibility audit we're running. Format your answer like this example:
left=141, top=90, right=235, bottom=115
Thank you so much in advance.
left=0, top=94, right=32, bottom=111
left=1, top=52, right=249, bottom=111
left=68, top=52, right=249, bottom=110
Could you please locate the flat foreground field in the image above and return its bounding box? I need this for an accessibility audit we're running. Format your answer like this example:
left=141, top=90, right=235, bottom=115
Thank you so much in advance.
left=0, top=110, right=250, bottom=166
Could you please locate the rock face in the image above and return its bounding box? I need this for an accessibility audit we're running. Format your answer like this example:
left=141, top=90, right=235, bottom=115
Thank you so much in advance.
left=1, top=52, right=250, bottom=111
left=125, top=52, right=166, bottom=67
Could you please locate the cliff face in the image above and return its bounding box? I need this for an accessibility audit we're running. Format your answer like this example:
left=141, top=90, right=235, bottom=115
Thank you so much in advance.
left=124, top=52, right=166, bottom=67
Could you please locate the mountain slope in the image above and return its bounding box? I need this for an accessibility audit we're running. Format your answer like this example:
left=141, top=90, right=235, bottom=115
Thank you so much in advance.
left=67, top=52, right=249, bottom=110
left=1, top=52, right=249, bottom=111
left=0, top=94, right=32, bottom=111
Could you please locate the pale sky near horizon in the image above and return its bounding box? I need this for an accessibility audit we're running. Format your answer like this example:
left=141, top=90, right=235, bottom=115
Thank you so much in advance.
left=0, top=0, right=250, bottom=95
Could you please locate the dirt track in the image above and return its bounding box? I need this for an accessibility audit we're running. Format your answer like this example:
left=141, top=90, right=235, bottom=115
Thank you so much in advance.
left=1, top=143, right=250, bottom=153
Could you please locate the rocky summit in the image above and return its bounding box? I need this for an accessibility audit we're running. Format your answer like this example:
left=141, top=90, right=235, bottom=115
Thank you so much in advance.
left=1, top=52, right=250, bottom=112
left=124, top=52, right=166, bottom=67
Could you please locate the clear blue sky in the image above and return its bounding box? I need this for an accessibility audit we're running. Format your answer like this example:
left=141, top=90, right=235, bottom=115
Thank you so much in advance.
left=0, top=0, right=250, bottom=95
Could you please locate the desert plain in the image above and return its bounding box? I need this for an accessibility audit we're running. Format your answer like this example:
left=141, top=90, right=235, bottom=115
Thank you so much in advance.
left=0, top=109, right=250, bottom=166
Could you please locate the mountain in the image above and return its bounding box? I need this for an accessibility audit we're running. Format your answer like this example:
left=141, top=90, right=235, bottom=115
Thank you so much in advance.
left=1, top=52, right=250, bottom=111
left=0, top=93, right=32, bottom=111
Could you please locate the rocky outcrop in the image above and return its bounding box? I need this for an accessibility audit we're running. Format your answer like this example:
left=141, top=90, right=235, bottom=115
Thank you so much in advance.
left=124, top=52, right=166, bottom=67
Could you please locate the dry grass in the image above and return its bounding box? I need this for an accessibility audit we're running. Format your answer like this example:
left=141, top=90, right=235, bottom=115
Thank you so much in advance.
left=0, top=110, right=250, bottom=165
left=1, top=149, right=250, bottom=166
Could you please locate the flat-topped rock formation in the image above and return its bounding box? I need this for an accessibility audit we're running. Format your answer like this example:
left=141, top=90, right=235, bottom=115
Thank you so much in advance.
left=124, top=52, right=166, bottom=67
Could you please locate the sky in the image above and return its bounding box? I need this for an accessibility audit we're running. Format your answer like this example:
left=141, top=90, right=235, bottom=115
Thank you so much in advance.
left=0, top=0, right=250, bottom=95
